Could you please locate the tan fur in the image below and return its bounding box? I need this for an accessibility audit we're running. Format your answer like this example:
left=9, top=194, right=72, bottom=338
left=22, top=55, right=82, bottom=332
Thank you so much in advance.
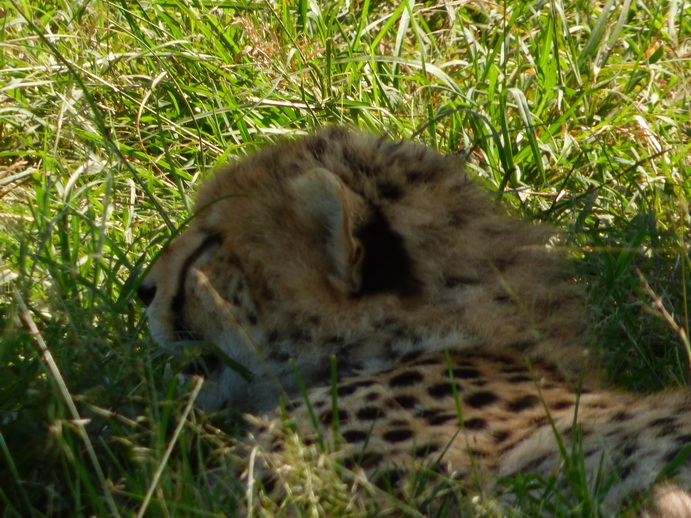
left=140, top=128, right=691, bottom=514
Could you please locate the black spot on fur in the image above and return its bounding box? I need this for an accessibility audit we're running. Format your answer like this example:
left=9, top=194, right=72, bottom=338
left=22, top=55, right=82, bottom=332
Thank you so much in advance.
left=622, top=442, right=637, bottom=457
left=507, top=395, right=539, bottom=412
left=286, top=400, right=302, bottom=411
left=360, top=452, right=384, bottom=468
left=356, top=206, right=419, bottom=297
left=493, top=430, right=512, bottom=443
left=427, top=413, right=456, bottom=426
left=490, top=353, right=517, bottom=365
left=306, top=314, right=322, bottom=326
left=559, top=424, right=585, bottom=437
left=392, top=395, right=419, bottom=409
left=518, top=453, right=551, bottom=474
left=508, top=374, right=532, bottom=383
left=468, top=449, right=487, bottom=458
left=341, top=455, right=357, bottom=470
left=531, top=360, right=565, bottom=379
left=551, top=400, right=573, bottom=410
left=428, top=382, right=461, bottom=399
left=500, top=365, right=525, bottom=374
left=337, top=384, right=359, bottom=397
left=251, top=279, right=276, bottom=305
left=325, top=335, right=346, bottom=346
left=385, top=140, right=406, bottom=154
left=584, top=448, right=600, bottom=458
left=465, top=391, right=499, bottom=409
left=465, top=418, right=487, bottom=430
left=663, top=449, right=681, bottom=464
left=406, top=169, right=425, bottom=183
left=448, top=208, right=469, bottom=227
left=341, top=143, right=374, bottom=177
left=417, top=409, right=441, bottom=419
left=413, top=443, right=440, bottom=458
left=400, top=350, right=423, bottom=363
left=383, top=429, right=414, bottom=443
left=356, top=407, right=381, bottom=420
left=342, top=430, right=368, bottom=443
left=377, top=181, right=404, bottom=200
left=324, top=126, right=350, bottom=142
left=676, top=402, right=691, bottom=414
left=377, top=469, right=404, bottom=490
left=605, top=427, right=624, bottom=438
left=389, top=370, right=423, bottom=387
left=612, top=410, right=633, bottom=423
left=675, top=434, right=691, bottom=446
left=651, top=417, right=679, bottom=437
left=417, top=408, right=452, bottom=425
left=452, top=367, right=481, bottom=378
left=343, top=379, right=376, bottom=390
left=507, top=340, right=535, bottom=352
left=319, top=409, right=348, bottom=425
left=663, top=437, right=691, bottom=464
left=269, top=349, right=290, bottom=362
left=308, top=136, right=327, bottom=160
left=494, top=255, right=516, bottom=272
left=618, top=463, right=635, bottom=480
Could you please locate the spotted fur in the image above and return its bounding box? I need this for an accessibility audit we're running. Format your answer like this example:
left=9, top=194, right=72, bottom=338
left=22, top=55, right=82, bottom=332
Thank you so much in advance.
left=139, top=128, right=691, bottom=515
left=243, top=351, right=691, bottom=515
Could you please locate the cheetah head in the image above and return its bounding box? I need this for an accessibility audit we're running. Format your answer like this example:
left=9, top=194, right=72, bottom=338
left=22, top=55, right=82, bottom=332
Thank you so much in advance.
left=139, top=127, right=584, bottom=411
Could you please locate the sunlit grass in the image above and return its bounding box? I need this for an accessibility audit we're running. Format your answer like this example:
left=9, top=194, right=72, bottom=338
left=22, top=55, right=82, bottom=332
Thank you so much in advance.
left=1, top=0, right=689, bottom=515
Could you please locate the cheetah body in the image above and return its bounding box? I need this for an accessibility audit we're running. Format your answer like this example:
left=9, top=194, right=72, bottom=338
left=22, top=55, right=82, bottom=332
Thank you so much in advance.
left=140, top=128, right=691, bottom=515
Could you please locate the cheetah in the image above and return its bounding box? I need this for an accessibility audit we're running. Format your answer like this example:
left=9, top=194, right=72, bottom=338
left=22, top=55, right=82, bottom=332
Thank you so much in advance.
left=139, top=127, right=691, bottom=515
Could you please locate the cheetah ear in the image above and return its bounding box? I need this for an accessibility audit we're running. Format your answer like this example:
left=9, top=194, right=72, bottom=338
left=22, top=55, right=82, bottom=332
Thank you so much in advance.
left=289, top=168, right=365, bottom=294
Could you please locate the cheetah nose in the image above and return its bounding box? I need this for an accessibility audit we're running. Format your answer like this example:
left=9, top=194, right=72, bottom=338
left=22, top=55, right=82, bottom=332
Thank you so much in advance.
left=137, top=283, right=157, bottom=306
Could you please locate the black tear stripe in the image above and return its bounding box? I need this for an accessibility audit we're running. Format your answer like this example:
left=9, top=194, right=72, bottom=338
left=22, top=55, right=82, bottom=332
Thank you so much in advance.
left=171, top=233, right=223, bottom=338
left=356, top=206, right=419, bottom=297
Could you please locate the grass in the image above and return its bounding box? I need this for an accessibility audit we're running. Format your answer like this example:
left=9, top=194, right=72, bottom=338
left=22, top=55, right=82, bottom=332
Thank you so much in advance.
left=1, top=0, right=689, bottom=515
